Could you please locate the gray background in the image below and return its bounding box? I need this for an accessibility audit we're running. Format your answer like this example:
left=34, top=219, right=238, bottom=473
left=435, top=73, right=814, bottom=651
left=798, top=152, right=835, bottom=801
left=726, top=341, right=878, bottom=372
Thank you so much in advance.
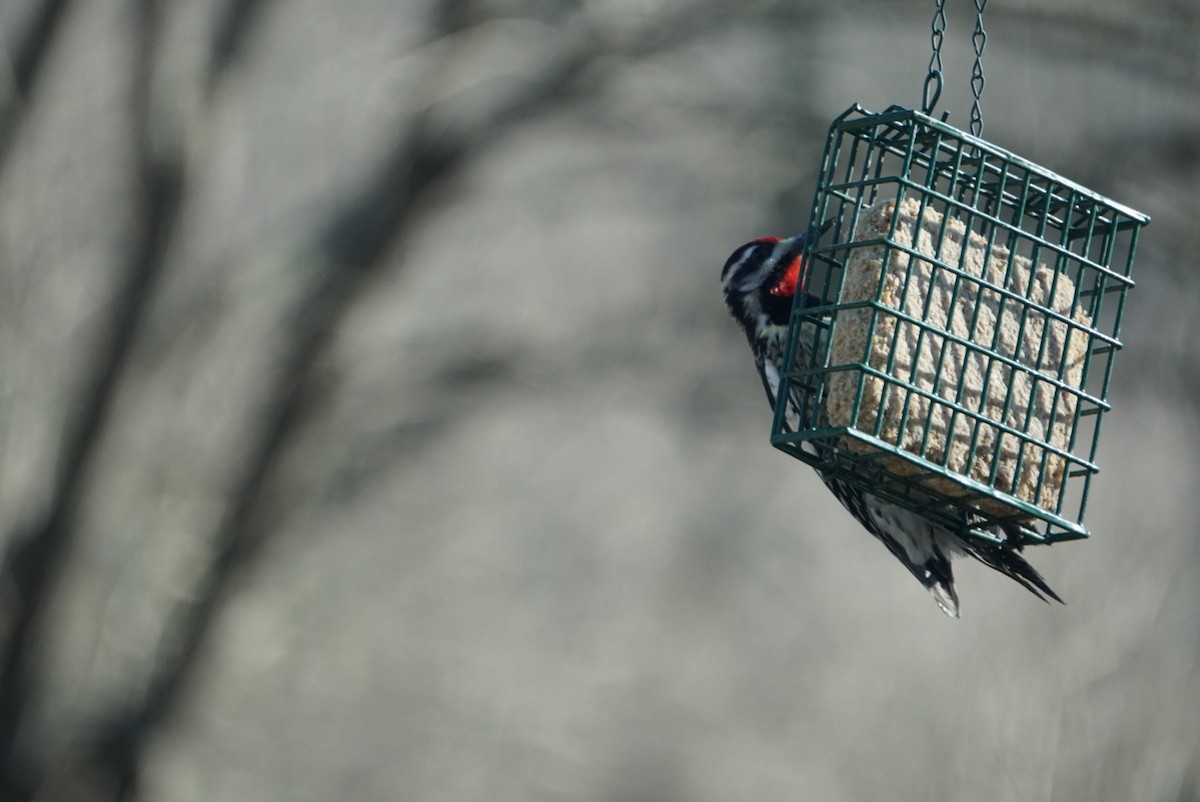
left=0, top=0, right=1197, bottom=800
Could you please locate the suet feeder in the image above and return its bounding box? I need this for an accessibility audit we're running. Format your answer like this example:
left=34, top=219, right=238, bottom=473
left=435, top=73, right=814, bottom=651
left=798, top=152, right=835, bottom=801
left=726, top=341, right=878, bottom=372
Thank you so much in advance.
left=771, top=9, right=1150, bottom=547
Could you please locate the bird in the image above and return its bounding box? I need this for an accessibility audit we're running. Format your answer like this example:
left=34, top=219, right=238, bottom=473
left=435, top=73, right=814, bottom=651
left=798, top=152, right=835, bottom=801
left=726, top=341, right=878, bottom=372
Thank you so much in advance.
left=720, top=230, right=1063, bottom=617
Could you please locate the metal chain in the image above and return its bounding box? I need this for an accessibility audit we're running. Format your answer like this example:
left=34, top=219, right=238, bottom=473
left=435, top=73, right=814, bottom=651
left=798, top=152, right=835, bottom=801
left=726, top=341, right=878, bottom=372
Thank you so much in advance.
left=921, top=0, right=946, bottom=116
left=969, top=0, right=989, bottom=137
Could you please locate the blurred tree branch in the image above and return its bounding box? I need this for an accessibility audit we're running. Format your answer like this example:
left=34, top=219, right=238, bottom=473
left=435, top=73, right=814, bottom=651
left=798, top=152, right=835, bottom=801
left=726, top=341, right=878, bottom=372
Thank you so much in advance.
left=0, top=0, right=268, bottom=797
left=204, top=0, right=270, bottom=97
left=0, top=0, right=182, bottom=796
left=0, top=0, right=76, bottom=178
left=0, top=0, right=767, bottom=799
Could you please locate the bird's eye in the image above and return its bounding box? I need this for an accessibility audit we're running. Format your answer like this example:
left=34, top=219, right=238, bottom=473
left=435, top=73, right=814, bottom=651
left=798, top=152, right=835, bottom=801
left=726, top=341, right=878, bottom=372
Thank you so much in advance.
left=722, top=238, right=779, bottom=284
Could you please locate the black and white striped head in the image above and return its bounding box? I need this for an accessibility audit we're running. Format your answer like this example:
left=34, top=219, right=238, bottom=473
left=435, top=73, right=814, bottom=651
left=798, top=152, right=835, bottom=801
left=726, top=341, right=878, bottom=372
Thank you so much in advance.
left=720, top=235, right=810, bottom=343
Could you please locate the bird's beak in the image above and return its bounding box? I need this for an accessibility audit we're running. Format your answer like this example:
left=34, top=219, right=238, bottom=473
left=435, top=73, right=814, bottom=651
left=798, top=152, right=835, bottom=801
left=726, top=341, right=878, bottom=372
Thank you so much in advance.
left=783, top=218, right=833, bottom=262
left=783, top=235, right=808, bottom=264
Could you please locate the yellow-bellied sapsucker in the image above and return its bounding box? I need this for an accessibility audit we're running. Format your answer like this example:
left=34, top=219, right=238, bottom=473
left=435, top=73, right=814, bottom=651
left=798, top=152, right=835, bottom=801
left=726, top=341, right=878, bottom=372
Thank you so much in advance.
left=721, top=233, right=1062, bottom=617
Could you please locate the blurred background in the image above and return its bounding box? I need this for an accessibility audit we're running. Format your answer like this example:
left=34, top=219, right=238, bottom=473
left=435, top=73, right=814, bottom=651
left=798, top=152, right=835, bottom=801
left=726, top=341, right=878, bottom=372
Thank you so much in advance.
left=0, top=0, right=1197, bottom=800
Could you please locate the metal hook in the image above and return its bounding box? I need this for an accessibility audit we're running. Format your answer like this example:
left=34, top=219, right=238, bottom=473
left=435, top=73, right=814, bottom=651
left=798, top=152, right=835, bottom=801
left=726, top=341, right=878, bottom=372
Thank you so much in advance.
left=920, top=0, right=947, bottom=117
left=921, top=71, right=942, bottom=117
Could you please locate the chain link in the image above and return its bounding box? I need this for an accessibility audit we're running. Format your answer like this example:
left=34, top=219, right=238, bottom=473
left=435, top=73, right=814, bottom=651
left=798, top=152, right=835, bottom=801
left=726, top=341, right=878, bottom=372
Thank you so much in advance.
left=969, top=0, right=989, bottom=137
left=921, top=0, right=946, bottom=115
left=922, top=0, right=989, bottom=135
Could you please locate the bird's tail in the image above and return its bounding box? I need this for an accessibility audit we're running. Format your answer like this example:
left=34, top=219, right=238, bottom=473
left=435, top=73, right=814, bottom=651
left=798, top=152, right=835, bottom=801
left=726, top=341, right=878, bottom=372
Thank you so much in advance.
left=927, top=576, right=961, bottom=619
left=870, top=528, right=961, bottom=618
left=961, top=538, right=1063, bottom=604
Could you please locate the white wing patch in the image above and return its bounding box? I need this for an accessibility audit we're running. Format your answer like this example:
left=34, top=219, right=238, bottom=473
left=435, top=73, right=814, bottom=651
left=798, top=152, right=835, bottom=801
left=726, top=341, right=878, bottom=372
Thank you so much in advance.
left=762, top=360, right=781, bottom=408
left=864, top=495, right=965, bottom=565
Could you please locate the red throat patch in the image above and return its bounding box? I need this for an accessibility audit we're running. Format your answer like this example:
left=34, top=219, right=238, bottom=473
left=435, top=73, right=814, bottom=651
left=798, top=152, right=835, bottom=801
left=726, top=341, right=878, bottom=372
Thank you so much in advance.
left=769, top=256, right=804, bottom=298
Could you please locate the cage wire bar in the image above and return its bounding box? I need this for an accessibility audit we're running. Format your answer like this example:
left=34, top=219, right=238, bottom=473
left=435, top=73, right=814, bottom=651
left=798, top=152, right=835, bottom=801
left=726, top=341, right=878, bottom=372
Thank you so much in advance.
left=773, top=104, right=1149, bottom=547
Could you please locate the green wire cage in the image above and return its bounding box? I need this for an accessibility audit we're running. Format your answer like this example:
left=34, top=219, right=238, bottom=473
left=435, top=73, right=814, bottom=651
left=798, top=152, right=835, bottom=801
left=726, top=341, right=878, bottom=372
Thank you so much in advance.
left=772, top=104, right=1150, bottom=546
